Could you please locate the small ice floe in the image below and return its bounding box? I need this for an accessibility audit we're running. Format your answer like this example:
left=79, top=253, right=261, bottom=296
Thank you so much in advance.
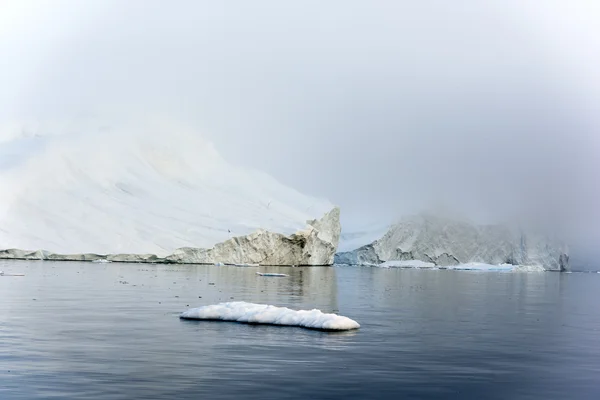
left=180, top=301, right=360, bottom=331
left=214, top=262, right=225, bottom=266
left=235, top=263, right=259, bottom=267
left=92, top=259, right=111, bottom=264
left=0, top=271, right=25, bottom=276
left=256, top=272, right=288, bottom=277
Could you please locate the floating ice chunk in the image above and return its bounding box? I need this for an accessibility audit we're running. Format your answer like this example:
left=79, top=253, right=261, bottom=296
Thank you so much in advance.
left=91, top=259, right=111, bottom=263
left=256, top=272, right=288, bottom=277
left=379, top=260, right=436, bottom=269
left=0, top=271, right=25, bottom=276
left=180, top=301, right=360, bottom=331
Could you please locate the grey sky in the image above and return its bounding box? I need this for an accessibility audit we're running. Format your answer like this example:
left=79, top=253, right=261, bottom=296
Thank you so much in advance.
left=1, top=0, right=599, bottom=239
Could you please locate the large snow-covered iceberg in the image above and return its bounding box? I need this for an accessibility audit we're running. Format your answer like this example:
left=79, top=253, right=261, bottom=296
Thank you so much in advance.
left=335, top=214, right=569, bottom=271
left=0, top=123, right=340, bottom=265
left=180, top=301, right=360, bottom=331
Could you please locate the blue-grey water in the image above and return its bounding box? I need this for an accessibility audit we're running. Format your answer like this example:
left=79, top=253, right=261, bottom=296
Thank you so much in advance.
left=1, top=261, right=599, bottom=399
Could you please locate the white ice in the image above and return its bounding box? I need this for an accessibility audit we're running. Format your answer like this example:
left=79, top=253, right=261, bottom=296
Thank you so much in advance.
left=0, top=123, right=333, bottom=255
left=448, top=263, right=545, bottom=272
left=378, top=260, right=545, bottom=272
left=379, top=260, right=436, bottom=269
left=180, top=301, right=360, bottom=331
left=256, top=272, right=288, bottom=277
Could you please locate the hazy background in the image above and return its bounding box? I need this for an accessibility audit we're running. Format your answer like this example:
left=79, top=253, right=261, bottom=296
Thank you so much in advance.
left=1, top=1, right=598, bottom=252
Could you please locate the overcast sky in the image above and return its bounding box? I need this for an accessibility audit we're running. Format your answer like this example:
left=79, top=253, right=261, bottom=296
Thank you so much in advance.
left=0, top=0, right=599, bottom=239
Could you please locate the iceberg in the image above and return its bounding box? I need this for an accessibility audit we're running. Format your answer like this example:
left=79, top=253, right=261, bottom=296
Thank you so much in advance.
left=336, top=214, right=569, bottom=271
left=0, top=124, right=340, bottom=265
left=165, top=207, right=341, bottom=266
left=180, top=301, right=360, bottom=331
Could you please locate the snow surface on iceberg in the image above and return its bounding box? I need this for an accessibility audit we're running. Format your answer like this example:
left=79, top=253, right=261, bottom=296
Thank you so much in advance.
left=0, top=123, right=334, bottom=256
left=180, top=301, right=360, bottom=331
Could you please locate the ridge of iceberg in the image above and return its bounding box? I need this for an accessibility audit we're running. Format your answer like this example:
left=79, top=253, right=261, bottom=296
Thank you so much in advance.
left=180, top=301, right=360, bottom=331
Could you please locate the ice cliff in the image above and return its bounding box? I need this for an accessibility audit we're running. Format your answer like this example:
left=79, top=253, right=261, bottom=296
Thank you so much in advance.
left=0, top=123, right=340, bottom=265
left=335, top=214, right=569, bottom=271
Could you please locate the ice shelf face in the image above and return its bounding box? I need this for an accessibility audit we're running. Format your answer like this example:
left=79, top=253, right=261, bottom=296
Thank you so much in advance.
left=180, top=301, right=360, bottom=331
left=165, top=207, right=341, bottom=265
left=335, top=214, right=569, bottom=271
left=0, top=126, right=340, bottom=265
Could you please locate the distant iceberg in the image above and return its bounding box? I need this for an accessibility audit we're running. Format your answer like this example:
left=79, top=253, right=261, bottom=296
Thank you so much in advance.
left=180, top=301, right=360, bottom=331
left=336, top=214, right=569, bottom=271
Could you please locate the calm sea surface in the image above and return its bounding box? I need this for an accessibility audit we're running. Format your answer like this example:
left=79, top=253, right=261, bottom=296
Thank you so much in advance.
left=1, top=261, right=599, bottom=399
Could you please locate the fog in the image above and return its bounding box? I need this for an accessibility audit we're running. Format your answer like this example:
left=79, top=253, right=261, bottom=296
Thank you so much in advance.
left=1, top=0, right=599, bottom=242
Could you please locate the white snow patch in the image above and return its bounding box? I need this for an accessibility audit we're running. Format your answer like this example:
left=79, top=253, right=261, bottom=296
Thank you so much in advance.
left=180, top=301, right=360, bottom=331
